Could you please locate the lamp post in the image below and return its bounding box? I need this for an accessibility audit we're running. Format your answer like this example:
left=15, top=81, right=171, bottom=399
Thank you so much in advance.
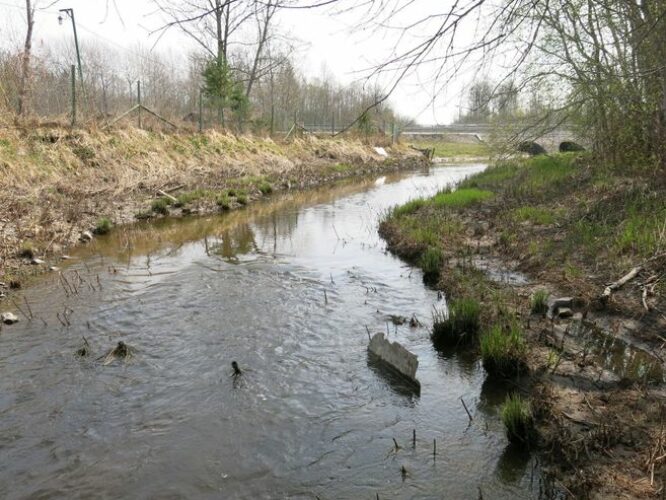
left=58, top=8, right=83, bottom=87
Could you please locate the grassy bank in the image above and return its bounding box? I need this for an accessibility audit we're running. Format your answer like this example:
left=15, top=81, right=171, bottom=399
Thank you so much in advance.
left=0, top=125, right=425, bottom=288
left=380, top=153, right=666, bottom=498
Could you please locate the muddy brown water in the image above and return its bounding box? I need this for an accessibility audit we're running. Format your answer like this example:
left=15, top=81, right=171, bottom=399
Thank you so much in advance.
left=0, top=165, right=544, bottom=499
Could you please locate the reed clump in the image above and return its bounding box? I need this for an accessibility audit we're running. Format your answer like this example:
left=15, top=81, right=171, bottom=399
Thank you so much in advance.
left=432, top=298, right=481, bottom=346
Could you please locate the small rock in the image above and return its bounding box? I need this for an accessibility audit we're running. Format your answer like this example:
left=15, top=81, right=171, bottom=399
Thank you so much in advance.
left=49, top=266, right=60, bottom=272
left=547, top=297, right=574, bottom=319
left=572, top=312, right=584, bottom=321
left=80, top=231, right=93, bottom=243
left=557, top=308, right=574, bottom=318
left=31, top=258, right=45, bottom=265
left=1, top=312, right=19, bottom=325
left=61, top=255, right=72, bottom=260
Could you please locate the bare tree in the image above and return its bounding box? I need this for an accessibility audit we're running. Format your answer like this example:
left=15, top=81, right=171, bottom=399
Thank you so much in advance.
left=16, top=0, right=35, bottom=117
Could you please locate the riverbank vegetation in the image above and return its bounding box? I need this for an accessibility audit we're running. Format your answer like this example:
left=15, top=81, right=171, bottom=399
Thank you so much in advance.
left=0, top=125, right=427, bottom=288
left=380, top=152, right=666, bottom=498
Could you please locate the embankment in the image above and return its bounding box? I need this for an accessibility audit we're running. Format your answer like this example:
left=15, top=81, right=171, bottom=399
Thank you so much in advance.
left=379, top=153, right=666, bottom=498
left=0, top=126, right=425, bottom=287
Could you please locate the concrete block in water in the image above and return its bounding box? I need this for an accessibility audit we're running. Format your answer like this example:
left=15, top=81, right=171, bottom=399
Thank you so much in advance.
left=368, top=332, right=419, bottom=384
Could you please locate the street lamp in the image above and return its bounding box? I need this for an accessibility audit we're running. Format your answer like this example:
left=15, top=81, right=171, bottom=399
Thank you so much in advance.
left=58, top=8, right=84, bottom=87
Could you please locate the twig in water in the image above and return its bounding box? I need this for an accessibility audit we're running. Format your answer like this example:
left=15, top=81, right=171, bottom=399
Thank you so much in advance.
left=413, top=429, right=416, bottom=448
left=461, top=396, right=474, bottom=422
left=324, top=290, right=328, bottom=305
left=433, top=438, right=437, bottom=457
left=23, top=296, right=33, bottom=319
left=393, top=438, right=401, bottom=451
left=11, top=299, right=30, bottom=322
left=365, top=325, right=371, bottom=342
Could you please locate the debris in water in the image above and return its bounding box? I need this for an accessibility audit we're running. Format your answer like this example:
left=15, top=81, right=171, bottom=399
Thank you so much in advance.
left=387, top=314, right=407, bottom=326
left=99, top=341, right=132, bottom=365
left=231, top=361, right=242, bottom=377
left=401, top=465, right=408, bottom=481
left=76, top=337, right=90, bottom=357
left=409, top=314, right=421, bottom=328
left=368, top=332, right=420, bottom=387
left=1, top=312, right=19, bottom=325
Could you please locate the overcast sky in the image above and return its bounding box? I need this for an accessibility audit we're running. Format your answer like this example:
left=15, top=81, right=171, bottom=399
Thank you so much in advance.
left=0, top=0, right=483, bottom=124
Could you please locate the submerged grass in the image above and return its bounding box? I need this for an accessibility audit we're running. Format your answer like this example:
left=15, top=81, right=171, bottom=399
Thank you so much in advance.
left=432, top=298, right=481, bottom=346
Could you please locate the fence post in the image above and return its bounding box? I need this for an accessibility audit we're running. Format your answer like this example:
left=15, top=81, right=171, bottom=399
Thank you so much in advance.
left=137, top=80, right=142, bottom=129
left=198, top=89, right=203, bottom=133
left=70, top=64, right=76, bottom=127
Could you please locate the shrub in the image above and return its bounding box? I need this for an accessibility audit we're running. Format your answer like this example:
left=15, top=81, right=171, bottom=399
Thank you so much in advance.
left=501, top=394, right=535, bottom=446
left=236, top=193, right=248, bottom=205
left=432, top=298, right=481, bottom=346
left=480, top=323, right=528, bottom=376
left=530, top=289, right=550, bottom=315
left=94, top=217, right=113, bottom=235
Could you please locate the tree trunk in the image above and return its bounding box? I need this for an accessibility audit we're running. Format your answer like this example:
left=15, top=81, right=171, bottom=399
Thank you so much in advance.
left=17, top=0, right=34, bottom=117
left=245, top=0, right=275, bottom=99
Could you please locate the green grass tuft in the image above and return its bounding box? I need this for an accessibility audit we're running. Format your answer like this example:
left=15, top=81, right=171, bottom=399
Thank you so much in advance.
left=391, top=198, right=427, bottom=217
left=151, top=197, right=172, bottom=215
left=431, top=188, right=494, bottom=208
left=94, top=217, right=113, bottom=235
left=530, top=290, right=550, bottom=315
left=480, top=323, right=528, bottom=376
left=258, top=182, right=273, bottom=195
left=216, top=194, right=232, bottom=210
left=432, top=298, right=481, bottom=346
left=513, top=206, right=556, bottom=225
left=419, top=246, right=442, bottom=283
left=500, top=394, right=535, bottom=446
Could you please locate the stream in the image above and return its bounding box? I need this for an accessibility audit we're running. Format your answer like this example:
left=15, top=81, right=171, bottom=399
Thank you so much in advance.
left=0, top=164, right=543, bottom=499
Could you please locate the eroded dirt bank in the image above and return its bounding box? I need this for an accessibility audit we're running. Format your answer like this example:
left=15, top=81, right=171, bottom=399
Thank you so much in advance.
left=379, top=153, right=666, bottom=498
left=0, top=126, right=425, bottom=289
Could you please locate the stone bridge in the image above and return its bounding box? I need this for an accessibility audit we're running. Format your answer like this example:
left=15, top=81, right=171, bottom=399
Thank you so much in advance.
left=401, top=124, right=582, bottom=153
